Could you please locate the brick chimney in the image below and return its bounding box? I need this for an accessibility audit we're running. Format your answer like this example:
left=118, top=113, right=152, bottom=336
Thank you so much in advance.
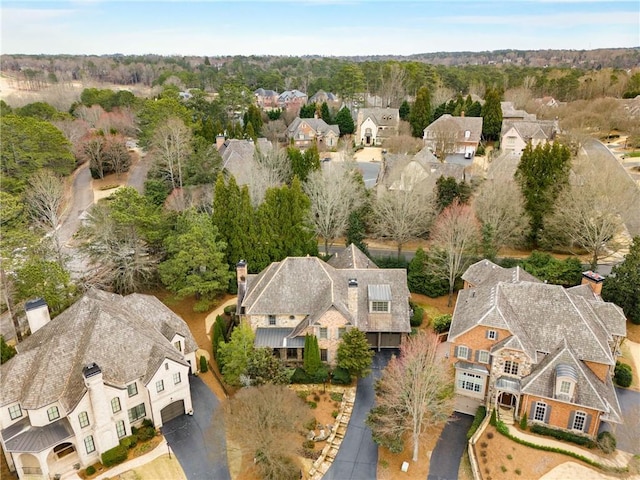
left=581, top=270, right=605, bottom=296
left=347, top=278, right=358, bottom=318
left=25, top=298, right=51, bottom=334
left=215, top=134, right=226, bottom=150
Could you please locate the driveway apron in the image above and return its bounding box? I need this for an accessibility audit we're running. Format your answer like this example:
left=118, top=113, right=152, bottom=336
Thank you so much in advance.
left=162, top=376, right=231, bottom=480
left=324, top=350, right=395, bottom=480
left=427, top=412, right=474, bottom=480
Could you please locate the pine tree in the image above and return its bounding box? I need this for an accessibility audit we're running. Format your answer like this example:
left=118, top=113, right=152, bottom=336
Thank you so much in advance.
left=409, top=86, right=431, bottom=138
left=335, top=106, right=355, bottom=135
left=337, top=328, right=374, bottom=378
left=320, top=102, right=332, bottom=124
left=303, top=334, right=321, bottom=375
left=602, top=236, right=640, bottom=324
left=481, top=87, right=503, bottom=141
left=399, top=100, right=410, bottom=121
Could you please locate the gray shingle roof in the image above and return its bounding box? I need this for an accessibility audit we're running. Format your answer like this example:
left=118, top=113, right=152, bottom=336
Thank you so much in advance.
left=424, top=114, right=483, bottom=143
left=0, top=290, right=197, bottom=411
left=462, top=259, right=540, bottom=287
left=219, top=138, right=272, bottom=186
left=501, top=120, right=558, bottom=142
left=287, top=117, right=339, bottom=137
left=356, top=108, right=399, bottom=127
left=327, top=244, right=378, bottom=270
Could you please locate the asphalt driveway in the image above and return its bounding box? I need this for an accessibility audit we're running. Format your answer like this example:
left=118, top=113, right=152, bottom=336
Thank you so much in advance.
left=599, top=387, right=640, bottom=455
left=162, top=376, right=230, bottom=480
left=323, top=350, right=395, bottom=480
left=427, top=412, right=474, bottom=480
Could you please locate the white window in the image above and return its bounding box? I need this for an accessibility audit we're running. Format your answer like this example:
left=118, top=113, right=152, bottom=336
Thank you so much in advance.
left=128, top=403, right=146, bottom=423
left=84, top=435, right=95, bottom=454
left=174, top=372, right=181, bottom=385
left=116, top=420, right=126, bottom=438
left=156, top=380, right=164, bottom=393
left=319, top=328, right=328, bottom=339
left=504, top=361, right=519, bottom=375
left=111, top=397, right=121, bottom=413
left=457, top=371, right=484, bottom=393
left=487, top=330, right=497, bottom=340
left=371, top=301, right=389, bottom=313
left=78, top=411, right=90, bottom=428
left=127, top=383, right=138, bottom=397
left=478, top=351, right=490, bottom=364
left=268, top=315, right=276, bottom=326
left=560, top=381, right=571, bottom=394
left=320, top=349, right=328, bottom=362
left=534, top=402, right=547, bottom=422
left=572, top=411, right=587, bottom=432
left=47, top=406, right=60, bottom=422
left=8, top=404, right=22, bottom=420
left=457, top=345, right=469, bottom=359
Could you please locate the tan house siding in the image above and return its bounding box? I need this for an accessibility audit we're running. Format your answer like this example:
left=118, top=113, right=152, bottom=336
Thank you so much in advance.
left=314, top=309, right=350, bottom=363
left=250, top=314, right=303, bottom=330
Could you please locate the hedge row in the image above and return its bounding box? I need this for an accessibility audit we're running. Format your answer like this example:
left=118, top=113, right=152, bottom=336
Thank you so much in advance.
left=467, top=405, right=487, bottom=440
left=101, top=444, right=128, bottom=467
left=529, top=424, right=596, bottom=448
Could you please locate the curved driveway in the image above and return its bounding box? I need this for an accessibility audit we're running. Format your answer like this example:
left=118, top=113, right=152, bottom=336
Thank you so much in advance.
left=323, top=350, right=395, bottom=480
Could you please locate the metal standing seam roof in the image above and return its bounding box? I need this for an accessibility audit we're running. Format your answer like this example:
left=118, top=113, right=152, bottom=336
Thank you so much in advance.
left=368, top=284, right=392, bottom=301
left=254, top=328, right=305, bottom=348
left=3, top=417, right=74, bottom=453
left=496, top=376, right=521, bottom=393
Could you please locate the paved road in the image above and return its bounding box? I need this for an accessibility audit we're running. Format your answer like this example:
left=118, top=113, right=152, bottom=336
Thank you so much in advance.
left=162, top=376, right=230, bottom=480
left=426, top=412, right=474, bottom=480
left=323, top=350, right=395, bottom=480
left=600, top=387, right=640, bottom=455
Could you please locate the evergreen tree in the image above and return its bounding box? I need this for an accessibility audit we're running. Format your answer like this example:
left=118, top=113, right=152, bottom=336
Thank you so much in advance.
left=602, top=236, right=640, bottom=325
left=409, top=86, right=431, bottom=138
left=399, top=100, right=410, bottom=121
left=346, top=209, right=370, bottom=257
left=218, top=323, right=255, bottom=386
left=481, top=87, right=503, bottom=141
left=435, top=176, right=471, bottom=212
left=245, top=121, right=256, bottom=141
left=320, top=102, right=332, bottom=124
left=1, top=336, right=16, bottom=364
left=337, top=328, right=374, bottom=378
left=299, top=103, right=316, bottom=118
left=243, top=104, right=263, bottom=136
left=213, top=315, right=226, bottom=361
left=335, top=106, right=355, bottom=135
left=515, top=142, right=572, bottom=246
left=303, top=334, right=321, bottom=375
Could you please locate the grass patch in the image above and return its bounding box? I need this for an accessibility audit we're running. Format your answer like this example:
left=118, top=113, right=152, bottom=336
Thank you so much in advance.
left=625, top=151, right=640, bottom=158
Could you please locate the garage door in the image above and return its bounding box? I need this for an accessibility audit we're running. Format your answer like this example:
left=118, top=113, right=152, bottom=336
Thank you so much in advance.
left=454, top=395, right=483, bottom=416
left=161, top=400, right=185, bottom=423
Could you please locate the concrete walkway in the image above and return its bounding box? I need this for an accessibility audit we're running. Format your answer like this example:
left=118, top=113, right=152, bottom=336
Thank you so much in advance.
left=204, top=297, right=238, bottom=341
left=505, top=425, right=633, bottom=469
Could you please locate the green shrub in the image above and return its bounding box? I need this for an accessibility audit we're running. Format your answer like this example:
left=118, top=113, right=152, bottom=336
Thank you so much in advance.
left=296, top=389, right=310, bottom=400
left=131, top=426, right=138, bottom=435
left=466, top=405, right=487, bottom=440
left=85, top=465, right=96, bottom=476
left=529, top=424, right=596, bottom=448
left=331, top=367, right=351, bottom=385
left=410, top=306, right=424, bottom=327
left=137, top=426, right=156, bottom=442
left=597, top=431, right=617, bottom=454
left=303, top=418, right=317, bottom=431
left=519, top=412, right=528, bottom=431
left=490, top=409, right=497, bottom=426
left=332, top=410, right=339, bottom=418
left=307, top=401, right=318, bottom=409
left=199, top=355, right=208, bottom=373
left=303, top=439, right=315, bottom=449
left=101, top=445, right=128, bottom=467
left=495, top=420, right=509, bottom=436
left=290, top=368, right=312, bottom=384
left=223, top=304, right=237, bottom=315
left=614, top=361, right=632, bottom=387
left=119, top=436, right=137, bottom=449
left=330, top=392, right=344, bottom=402
left=142, top=418, right=153, bottom=428
left=432, top=314, right=452, bottom=334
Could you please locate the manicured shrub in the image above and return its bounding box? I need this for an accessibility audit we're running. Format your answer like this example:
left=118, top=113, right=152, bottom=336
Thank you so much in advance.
left=330, top=392, right=344, bottom=402
left=290, top=368, right=312, bottom=384
left=331, top=366, right=351, bottom=385
left=311, top=366, right=329, bottom=383
left=614, top=361, right=632, bottom=387
left=101, top=445, right=128, bottom=467
left=489, top=409, right=497, bottom=426
left=142, top=418, right=153, bottom=428
left=597, top=431, right=617, bottom=454
left=529, top=424, right=596, bottom=448
left=137, top=426, right=156, bottom=441
left=223, top=304, right=237, bottom=315
left=303, top=440, right=315, bottom=449
left=467, top=405, right=487, bottom=440
left=410, top=305, right=424, bottom=327
left=199, top=355, right=208, bottom=373
left=119, top=436, right=137, bottom=449
left=307, top=401, right=318, bottom=409
left=85, top=465, right=96, bottom=476
left=332, top=410, right=339, bottom=418
left=432, top=314, right=452, bottom=334
left=519, top=412, right=528, bottom=431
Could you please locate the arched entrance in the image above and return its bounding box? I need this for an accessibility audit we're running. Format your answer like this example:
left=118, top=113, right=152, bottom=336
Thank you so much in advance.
left=19, top=453, right=42, bottom=476
left=47, top=442, right=80, bottom=478
left=498, top=392, right=516, bottom=407
left=364, top=128, right=372, bottom=146
left=53, top=442, right=75, bottom=459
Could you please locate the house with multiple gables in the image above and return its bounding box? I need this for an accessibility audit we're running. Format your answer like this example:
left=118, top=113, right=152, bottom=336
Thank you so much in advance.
left=376, top=147, right=466, bottom=197
left=286, top=117, right=340, bottom=150
left=423, top=114, right=483, bottom=159
left=237, top=244, right=411, bottom=363
left=354, top=107, right=400, bottom=147
left=216, top=137, right=273, bottom=186
left=308, top=90, right=340, bottom=108
left=500, top=118, right=559, bottom=155
left=448, top=260, right=625, bottom=439
left=278, top=90, right=307, bottom=113
left=0, top=290, right=198, bottom=480
left=254, top=88, right=280, bottom=110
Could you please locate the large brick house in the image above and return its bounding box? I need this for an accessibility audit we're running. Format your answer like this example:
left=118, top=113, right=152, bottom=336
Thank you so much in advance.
left=237, top=244, right=411, bottom=364
left=286, top=117, right=340, bottom=150
left=448, top=260, right=625, bottom=438
left=423, top=114, right=483, bottom=159
left=0, top=290, right=198, bottom=480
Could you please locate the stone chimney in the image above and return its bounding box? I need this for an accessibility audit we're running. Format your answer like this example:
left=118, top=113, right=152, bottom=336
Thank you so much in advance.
left=25, top=298, right=50, bottom=334
left=215, top=134, right=226, bottom=150
left=237, top=260, right=248, bottom=306
left=347, top=278, right=358, bottom=318
left=581, top=270, right=605, bottom=296
left=83, top=363, right=119, bottom=453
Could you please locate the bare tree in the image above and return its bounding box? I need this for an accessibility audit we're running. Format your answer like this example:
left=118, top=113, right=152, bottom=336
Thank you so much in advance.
left=379, top=63, right=407, bottom=108
left=473, top=174, right=527, bottom=254
left=223, top=384, right=311, bottom=480
left=262, top=119, right=286, bottom=144
left=367, top=331, right=454, bottom=462
left=248, top=147, right=291, bottom=206
left=25, top=170, right=67, bottom=265
left=371, top=189, right=435, bottom=258
left=543, top=153, right=639, bottom=268
left=103, top=135, right=132, bottom=177
left=151, top=117, right=193, bottom=191
left=53, top=118, right=90, bottom=148
left=430, top=200, right=481, bottom=306
left=74, top=104, right=105, bottom=128
left=429, top=121, right=460, bottom=160
left=430, top=87, right=455, bottom=111
left=304, top=164, right=365, bottom=255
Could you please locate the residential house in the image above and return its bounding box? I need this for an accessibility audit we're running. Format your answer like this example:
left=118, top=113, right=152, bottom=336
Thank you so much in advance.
left=501, top=102, right=536, bottom=122
left=286, top=117, right=340, bottom=150
left=237, top=244, right=411, bottom=363
left=0, top=289, right=198, bottom=480
left=278, top=90, right=307, bottom=114
left=423, top=114, right=483, bottom=159
left=500, top=119, right=559, bottom=154
left=376, top=147, right=466, bottom=197
left=217, top=137, right=273, bottom=186
left=448, top=260, right=625, bottom=439
left=354, top=108, right=400, bottom=147
left=254, top=88, right=280, bottom=110
left=308, top=90, right=340, bottom=108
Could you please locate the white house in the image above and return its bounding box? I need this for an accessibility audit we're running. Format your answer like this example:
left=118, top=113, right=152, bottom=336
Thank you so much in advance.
left=354, top=108, right=400, bottom=147
left=0, top=289, right=198, bottom=480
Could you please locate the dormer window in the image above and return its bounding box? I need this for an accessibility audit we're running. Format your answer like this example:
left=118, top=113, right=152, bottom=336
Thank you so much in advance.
left=486, top=330, right=497, bottom=340
left=174, top=340, right=182, bottom=352
left=555, top=364, right=577, bottom=400
left=368, top=284, right=391, bottom=313
left=8, top=404, right=22, bottom=420
left=47, top=406, right=60, bottom=422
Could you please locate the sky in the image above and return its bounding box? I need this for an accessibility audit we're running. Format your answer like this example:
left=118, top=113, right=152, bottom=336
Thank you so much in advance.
left=1, top=1, right=638, bottom=57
